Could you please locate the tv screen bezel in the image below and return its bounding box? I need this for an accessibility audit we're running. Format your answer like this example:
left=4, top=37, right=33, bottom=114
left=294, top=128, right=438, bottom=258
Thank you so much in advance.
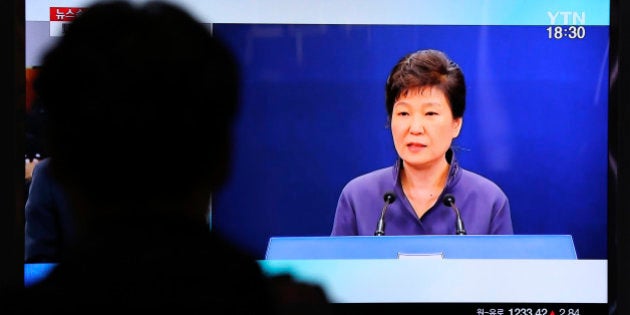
left=9, top=0, right=630, bottom=313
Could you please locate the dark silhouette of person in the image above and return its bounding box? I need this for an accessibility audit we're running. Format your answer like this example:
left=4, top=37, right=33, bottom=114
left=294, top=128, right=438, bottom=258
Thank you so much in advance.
left=24, top=66, right=46, bottom=201
left=24, top=157, right=77, bottom=263
left=3, top=1, right=330, bottom=314
left=24, top=68, right=77, bottom=264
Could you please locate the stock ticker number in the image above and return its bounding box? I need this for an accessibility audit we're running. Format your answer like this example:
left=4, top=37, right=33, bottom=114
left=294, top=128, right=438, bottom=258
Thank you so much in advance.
left=477, top=308, right=581, bottom=315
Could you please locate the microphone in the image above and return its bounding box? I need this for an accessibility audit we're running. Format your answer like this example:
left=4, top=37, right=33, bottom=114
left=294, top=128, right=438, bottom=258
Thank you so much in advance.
left=374, top=192, right=396, bottom=236
left=442, top=194, right=466, bottom=235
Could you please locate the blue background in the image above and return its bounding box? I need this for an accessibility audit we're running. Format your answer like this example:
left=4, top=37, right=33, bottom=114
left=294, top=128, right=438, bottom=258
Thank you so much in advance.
left=211, top=24, right=609, bottom=260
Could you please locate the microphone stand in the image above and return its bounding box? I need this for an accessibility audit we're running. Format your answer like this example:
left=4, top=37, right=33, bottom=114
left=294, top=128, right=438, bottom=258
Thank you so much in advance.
left=443, top=194, right=466, bottom=235
left=374, top=192, right=396, bottom=236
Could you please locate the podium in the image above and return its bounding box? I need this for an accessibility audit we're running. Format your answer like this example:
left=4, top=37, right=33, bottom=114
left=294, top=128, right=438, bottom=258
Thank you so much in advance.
left=265, top=235, right=577, bottom=259
left=25, top=235, right=604, bottom=303
left=257, top=235, right=601, bottom=303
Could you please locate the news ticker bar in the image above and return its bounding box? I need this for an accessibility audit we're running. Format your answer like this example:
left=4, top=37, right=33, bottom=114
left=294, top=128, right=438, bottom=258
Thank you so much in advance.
left=330, top=303, right=609, bottom=314
left=27, top=0, right=609, bottom=26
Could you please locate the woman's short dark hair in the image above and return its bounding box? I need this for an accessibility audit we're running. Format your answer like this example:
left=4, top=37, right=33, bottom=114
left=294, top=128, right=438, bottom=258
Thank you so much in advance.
left=385, top=49, right=466, bottom=119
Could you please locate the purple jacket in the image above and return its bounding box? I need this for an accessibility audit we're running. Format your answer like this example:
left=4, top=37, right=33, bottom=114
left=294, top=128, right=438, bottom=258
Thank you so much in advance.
left=331, top=151, right=513, bottom=235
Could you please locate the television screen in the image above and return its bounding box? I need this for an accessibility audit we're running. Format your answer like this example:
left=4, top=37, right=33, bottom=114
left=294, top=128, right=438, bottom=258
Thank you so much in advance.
left=23, top=0, right=618, bottom=313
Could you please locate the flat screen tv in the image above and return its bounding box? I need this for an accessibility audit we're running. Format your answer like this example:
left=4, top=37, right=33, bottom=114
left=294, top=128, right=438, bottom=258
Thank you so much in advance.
left=19, top=0, right=628, bottom=313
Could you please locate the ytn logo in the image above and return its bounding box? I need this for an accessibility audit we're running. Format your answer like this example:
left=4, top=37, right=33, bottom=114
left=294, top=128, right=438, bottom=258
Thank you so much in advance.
left=547, top=11, right=586, bottom=25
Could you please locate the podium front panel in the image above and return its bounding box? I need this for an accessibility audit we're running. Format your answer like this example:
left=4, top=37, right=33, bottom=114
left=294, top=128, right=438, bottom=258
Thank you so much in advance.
left=265, top=235, right=577, bottom=260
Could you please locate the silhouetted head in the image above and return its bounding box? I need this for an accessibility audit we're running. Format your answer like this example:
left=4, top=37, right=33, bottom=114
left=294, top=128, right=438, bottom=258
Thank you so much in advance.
left=34, top=1, right=239, bottom=220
